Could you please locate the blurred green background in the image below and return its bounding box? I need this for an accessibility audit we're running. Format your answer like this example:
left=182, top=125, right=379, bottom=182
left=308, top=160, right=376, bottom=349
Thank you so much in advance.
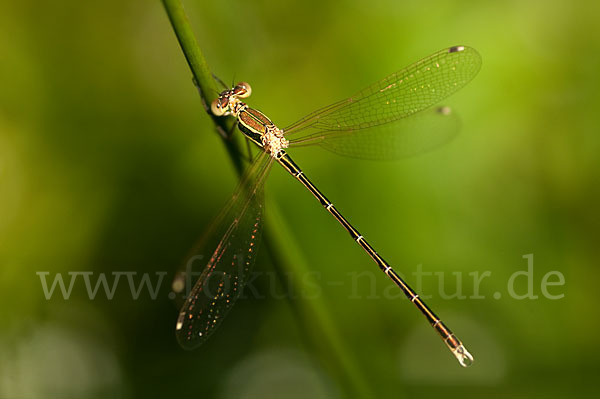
left=1, top=0, right=598, bottom=398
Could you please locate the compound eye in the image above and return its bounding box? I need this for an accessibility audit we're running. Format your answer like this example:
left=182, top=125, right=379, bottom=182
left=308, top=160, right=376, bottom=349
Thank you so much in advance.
left=211, top=98, right=226, bottom=116
left=234, top=82, right=252, bottom=98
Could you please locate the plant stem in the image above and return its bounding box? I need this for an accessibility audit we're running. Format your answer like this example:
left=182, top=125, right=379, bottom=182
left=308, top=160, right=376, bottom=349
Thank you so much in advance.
left=162, top=0, right=244, bottom=174
left=263, top=201, right=374, bottom=399
left=161, top=1, right=375, bottom=397
left=161, top=0, right=215, bottom=104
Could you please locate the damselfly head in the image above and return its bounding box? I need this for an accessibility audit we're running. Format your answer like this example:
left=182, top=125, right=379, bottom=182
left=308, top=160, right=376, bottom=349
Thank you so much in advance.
left=233, top=82, right=252, bottom=98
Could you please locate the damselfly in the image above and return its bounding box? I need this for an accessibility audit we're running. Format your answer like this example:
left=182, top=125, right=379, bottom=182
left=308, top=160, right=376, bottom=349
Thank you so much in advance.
left=173, top=45, right=481, bottom=367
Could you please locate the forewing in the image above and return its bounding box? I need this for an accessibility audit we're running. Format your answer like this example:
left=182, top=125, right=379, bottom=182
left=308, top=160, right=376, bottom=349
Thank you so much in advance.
left=173, top=151, right=272, bottom=349
left=284, top=46, right=480, bottom=137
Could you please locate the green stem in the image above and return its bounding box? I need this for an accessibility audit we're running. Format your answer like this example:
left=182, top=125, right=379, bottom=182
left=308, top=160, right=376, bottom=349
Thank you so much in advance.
left=161, top=0, right=215, bottom=105
left=161, top=1, right=375, bottom=397
left=263, top=202, right=374, bottom=399
left=162, top=0, right=244, bottom=174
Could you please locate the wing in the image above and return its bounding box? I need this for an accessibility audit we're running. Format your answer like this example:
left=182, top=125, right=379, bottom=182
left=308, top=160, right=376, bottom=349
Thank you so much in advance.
left=283, top=46, right=480, bottom=137
left=173, top=151, right=273, bottom=349
left=289, top=106, right=459, bottom=160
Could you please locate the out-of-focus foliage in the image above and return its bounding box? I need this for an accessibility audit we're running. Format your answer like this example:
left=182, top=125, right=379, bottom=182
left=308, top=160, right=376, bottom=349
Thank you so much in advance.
left=1, top=0, right=598, bottom=398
